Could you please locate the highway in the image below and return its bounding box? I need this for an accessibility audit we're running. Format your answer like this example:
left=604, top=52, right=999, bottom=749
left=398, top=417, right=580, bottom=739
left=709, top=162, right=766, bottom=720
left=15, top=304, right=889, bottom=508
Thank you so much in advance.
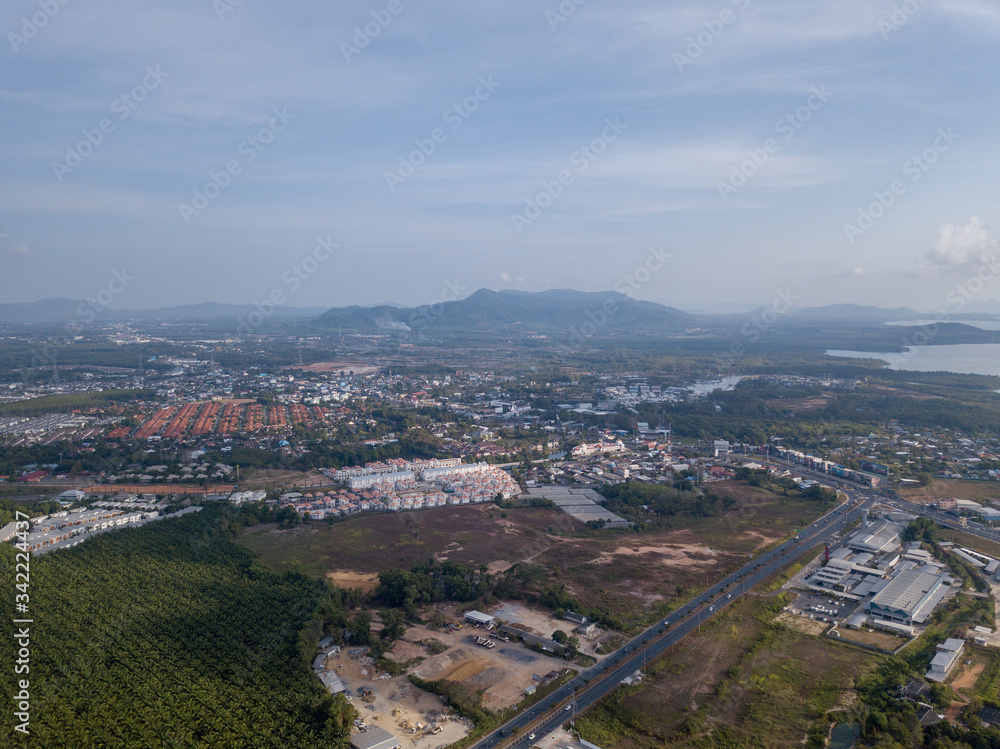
left=759, top=458, right=1000, bottom=547
left=473, top=486, right=877, bottom=749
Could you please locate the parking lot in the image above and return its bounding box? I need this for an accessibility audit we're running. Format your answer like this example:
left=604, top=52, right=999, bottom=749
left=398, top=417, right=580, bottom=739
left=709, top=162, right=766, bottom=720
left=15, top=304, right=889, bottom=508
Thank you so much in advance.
left=785, top=592, right=855, bottom=625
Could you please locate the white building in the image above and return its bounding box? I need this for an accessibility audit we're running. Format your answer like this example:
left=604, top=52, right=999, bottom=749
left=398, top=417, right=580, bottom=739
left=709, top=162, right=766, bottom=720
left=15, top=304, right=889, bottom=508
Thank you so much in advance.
left=927, top=638, right=964, bottom=682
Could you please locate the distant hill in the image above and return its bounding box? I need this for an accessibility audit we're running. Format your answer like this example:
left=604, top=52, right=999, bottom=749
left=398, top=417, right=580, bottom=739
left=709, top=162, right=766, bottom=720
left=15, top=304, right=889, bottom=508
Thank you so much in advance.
left=0, top=298, right=84, bottom=323
left=0, top=300, right=327, bottom=324
left=788, top=304, right=921, bottom=323
left=315, top=288, right=697, bottom=334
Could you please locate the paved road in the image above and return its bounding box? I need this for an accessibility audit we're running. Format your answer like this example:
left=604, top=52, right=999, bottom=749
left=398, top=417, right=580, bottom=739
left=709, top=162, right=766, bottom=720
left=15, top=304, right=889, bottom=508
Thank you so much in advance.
left=474, top=487, right=876, bottom=749
left=758, top=458, right=1000, bottom=547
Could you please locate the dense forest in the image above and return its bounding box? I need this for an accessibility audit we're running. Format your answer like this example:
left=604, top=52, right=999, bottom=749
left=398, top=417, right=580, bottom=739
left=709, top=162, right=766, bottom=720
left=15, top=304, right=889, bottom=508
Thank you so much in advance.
left=0, top=504, right=356, bottom=748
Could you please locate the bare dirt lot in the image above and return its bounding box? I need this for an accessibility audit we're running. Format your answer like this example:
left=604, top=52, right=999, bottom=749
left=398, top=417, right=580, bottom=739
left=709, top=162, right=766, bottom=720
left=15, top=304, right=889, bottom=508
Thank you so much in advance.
left=333, top=648, right=472, bottom=749
left=775, top=611, right=829, bottom=636
left=489, top=601, right=607, bottom=658
left=404, top=619, right=572, bottom=710
left=326, top=569, right=380, bottom=592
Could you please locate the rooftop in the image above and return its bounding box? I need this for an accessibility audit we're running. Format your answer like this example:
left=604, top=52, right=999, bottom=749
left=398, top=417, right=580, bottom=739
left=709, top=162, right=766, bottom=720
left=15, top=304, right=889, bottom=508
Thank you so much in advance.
left=870, top=568, right=944, bottom=616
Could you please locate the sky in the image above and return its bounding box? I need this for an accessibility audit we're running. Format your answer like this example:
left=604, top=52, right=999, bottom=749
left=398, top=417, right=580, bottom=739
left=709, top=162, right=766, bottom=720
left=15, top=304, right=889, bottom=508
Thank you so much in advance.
left=1, top=0, right=1000, bottom=313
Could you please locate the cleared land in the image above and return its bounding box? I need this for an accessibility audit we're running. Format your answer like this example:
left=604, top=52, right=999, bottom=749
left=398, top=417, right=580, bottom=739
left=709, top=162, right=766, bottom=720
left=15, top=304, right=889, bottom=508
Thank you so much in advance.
left=489, top=600, right=609, bottom=657
left=240, top=483, right=832, bottom=620
left=902, top=479, right=1000, bottom=505
left=576, top=596, right=876, bottom=749
left=333, top=648, right=471, bottom=748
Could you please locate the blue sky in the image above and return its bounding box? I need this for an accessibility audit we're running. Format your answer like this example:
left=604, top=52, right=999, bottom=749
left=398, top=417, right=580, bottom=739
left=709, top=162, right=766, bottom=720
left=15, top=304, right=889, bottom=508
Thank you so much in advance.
left=1, top=0, right=999, bottom=312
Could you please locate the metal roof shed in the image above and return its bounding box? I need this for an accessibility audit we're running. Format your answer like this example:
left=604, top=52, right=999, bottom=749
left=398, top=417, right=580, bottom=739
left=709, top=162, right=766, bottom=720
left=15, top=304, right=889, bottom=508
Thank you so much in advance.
left=464, top=610, right=495, bottom=625
left=350, top=726, right=399, bottom=749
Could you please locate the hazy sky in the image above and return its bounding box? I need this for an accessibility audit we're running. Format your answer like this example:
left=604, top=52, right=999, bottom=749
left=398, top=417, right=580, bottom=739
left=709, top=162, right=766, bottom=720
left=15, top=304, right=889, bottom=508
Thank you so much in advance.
left=2, top=0, right=999, bottom=312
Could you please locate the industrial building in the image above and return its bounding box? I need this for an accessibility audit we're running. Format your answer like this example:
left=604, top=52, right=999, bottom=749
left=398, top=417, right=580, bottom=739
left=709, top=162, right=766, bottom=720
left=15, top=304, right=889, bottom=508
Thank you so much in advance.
left=868, top=566, right=951, bottom=625
left=847, top=517, right=905, bottom=554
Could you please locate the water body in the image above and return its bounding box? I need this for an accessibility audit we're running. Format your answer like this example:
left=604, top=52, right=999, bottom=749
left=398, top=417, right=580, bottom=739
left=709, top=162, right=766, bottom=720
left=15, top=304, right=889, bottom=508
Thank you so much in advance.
left=826, top=344, right=1000, bottom=377
left=884, top=319, right=1000, bottom=331
left=689, top=376, right=743, bottom=394
left=829, top=723, right=858, bottom=749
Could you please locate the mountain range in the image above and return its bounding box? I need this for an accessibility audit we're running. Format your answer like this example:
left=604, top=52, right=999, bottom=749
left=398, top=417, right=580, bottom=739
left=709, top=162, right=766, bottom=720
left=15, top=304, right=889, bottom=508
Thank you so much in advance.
left=2, top=291, right=999, bottom=332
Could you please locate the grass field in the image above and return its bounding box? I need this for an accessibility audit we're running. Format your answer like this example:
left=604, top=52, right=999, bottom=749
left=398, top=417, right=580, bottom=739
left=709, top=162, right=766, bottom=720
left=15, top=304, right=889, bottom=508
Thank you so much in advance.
left=576, top=595, right=875, bottom=748
left=239, top=481, right=832, bottom=620
left=937, top=527, right=1000, bottom=558
left=903, top=479, right=1000, bottom=505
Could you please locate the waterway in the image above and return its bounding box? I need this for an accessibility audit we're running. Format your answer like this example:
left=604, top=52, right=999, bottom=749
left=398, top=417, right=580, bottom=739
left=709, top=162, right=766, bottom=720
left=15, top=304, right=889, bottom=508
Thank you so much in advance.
left=826, top=344, right=1000, bottom=378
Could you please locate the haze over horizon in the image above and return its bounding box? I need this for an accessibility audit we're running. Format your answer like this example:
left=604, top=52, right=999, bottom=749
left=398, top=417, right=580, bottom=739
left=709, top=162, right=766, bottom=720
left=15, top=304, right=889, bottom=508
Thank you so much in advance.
left=2, top=0, right=1000, bottom=312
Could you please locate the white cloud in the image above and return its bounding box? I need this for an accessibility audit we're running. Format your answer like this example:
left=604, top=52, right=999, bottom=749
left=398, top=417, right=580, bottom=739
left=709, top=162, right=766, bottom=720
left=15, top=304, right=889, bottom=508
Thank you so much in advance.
left=918, top=217, right=996, bottom=275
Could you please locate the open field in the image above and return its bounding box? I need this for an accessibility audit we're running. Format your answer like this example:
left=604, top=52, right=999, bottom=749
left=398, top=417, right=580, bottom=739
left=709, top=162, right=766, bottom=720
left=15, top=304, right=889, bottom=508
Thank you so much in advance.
left=576, top=596, right=876, bottom=749
left=833, top=625, right=909, bottom=651
left=240, top=482, right=831, bottom=620
left=936, top=527, right=1000, bottom=558
left=902, top=479, right=1000, bottom=505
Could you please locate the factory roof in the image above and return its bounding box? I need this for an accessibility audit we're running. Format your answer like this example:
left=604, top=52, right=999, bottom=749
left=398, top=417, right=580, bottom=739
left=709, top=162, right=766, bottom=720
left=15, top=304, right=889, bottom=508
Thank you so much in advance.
left=848, top=520, right=904, bottom=554
left=870, top=568, right=943, bottom=617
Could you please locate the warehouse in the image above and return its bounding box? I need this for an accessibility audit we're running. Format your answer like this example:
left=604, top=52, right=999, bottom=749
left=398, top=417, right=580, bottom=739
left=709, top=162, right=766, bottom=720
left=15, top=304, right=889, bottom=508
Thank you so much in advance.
left=349, top=726, right=399, bottom=749
left=868, top=567, right=948, bottom=625
left=847, top=520, right=905, bottom=554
